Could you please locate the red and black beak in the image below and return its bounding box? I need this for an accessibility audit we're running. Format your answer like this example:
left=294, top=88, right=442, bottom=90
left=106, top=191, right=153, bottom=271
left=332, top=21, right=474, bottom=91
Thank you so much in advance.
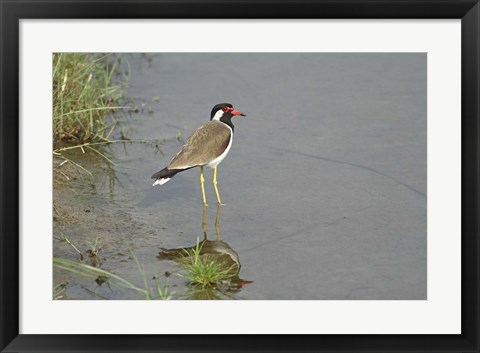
left=230, top=108, right=246, bottom=116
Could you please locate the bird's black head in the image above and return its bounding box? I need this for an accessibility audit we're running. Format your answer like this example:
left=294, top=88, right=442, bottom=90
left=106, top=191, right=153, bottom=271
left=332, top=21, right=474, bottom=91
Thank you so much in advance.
left=210, top=103, right=246, bottom=121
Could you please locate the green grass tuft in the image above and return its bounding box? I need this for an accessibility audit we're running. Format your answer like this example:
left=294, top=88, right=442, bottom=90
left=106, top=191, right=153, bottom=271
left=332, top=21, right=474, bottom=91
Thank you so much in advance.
left=179, top=238, right=238, bottom=288
left=53, top=53, right=128, bottom=149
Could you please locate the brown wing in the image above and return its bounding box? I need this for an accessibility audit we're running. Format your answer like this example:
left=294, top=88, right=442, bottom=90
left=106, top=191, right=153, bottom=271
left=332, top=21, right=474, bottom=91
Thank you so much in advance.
left=168, top=121, right=232, bottom=169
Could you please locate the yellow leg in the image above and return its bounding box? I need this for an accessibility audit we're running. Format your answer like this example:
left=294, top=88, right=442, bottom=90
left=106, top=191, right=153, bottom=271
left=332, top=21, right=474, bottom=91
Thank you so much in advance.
left=215, top=203, right=222, bottom=241
left=213, top=166, right=224, bottom=205
left=200, top=166, right=207, bottom=206
left=202, top=203, right=207, bottom=240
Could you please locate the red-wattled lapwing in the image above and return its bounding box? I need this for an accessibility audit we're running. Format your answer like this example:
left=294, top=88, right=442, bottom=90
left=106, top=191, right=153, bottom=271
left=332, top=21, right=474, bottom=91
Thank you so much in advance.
left=151, top=103, right=246, bottom=205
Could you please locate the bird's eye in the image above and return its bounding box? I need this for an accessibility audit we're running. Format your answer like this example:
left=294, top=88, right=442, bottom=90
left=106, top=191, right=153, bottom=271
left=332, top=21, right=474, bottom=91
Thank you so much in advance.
left=222, top=107, right=228, bottom=112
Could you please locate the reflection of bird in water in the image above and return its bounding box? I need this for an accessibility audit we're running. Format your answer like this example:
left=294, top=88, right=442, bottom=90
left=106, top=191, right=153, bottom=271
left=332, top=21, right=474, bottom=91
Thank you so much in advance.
left=202, top=202, right=220, bottom=241
left=158, top=238, right=252, bottom=294
left=158, top=204, right=252, bottom=296
left=159, top=238, right=240, bottom=268
left=151, top=103, right=246, bottom=206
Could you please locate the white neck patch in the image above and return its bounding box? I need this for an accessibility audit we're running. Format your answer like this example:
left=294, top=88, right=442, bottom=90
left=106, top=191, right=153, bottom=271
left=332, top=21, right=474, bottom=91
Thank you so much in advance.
left=212, top=109, right=224, bottom=121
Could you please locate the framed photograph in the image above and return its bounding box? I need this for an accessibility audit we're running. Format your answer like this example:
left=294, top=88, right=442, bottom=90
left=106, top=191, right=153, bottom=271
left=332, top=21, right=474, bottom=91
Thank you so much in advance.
left=1, top=0, right=478, bottom=352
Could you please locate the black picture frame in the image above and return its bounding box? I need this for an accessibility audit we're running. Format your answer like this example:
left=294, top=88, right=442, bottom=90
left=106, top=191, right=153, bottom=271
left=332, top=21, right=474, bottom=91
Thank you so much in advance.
left=1, top=1, right=478, bottom=352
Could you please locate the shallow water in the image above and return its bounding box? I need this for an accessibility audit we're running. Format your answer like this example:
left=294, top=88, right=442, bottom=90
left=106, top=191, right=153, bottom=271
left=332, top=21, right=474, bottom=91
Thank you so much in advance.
left=53, top=53, right=427, bottom=300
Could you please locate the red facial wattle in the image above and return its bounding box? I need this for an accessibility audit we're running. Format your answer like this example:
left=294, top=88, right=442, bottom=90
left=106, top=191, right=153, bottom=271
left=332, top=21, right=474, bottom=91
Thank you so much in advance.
left=222, top=106, right=245, bottom=116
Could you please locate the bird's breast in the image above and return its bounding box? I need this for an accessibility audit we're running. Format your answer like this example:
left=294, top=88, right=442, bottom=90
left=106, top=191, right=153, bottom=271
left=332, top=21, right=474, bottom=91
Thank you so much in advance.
left=206, top=125, right=233, bottom=168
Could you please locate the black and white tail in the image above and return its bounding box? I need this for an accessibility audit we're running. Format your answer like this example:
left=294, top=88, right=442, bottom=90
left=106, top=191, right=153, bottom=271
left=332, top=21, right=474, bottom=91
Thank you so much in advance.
left=151, top=168, right=179, bottom=186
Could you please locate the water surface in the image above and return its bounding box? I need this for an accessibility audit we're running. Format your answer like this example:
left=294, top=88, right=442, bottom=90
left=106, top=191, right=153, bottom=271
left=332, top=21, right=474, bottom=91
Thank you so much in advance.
left=53, top=53, right=427, bottom=300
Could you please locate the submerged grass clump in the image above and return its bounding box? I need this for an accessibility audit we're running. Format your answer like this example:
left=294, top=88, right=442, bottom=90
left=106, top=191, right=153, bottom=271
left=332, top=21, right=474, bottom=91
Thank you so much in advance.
left=53, top=257, right=149, bottom=298
left=54, top=235, right=174, bottom=300
left=179, top=238, right=238, bottom=288
left=53, top=53, right=128, bottom=149
left=53, top=256, right=174, bottom=300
